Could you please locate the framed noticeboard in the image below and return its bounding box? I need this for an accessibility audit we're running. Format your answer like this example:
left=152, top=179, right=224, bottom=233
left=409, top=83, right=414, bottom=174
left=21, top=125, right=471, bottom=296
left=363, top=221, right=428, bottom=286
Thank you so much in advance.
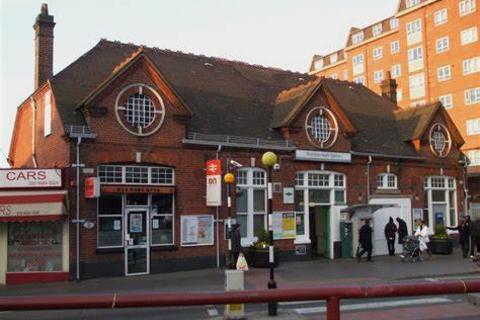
left=181, top=215, right=214, bottom=246
left=272, top=212, right=296, bottom=240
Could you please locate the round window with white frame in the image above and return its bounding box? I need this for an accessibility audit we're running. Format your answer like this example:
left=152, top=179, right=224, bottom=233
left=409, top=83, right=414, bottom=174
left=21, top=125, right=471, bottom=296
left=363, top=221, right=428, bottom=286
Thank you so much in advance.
left=305, top=106, right=339, bottom=149
left=429, top=123, right=451, bottom=158
left=115, top=83, right=166, bottom=136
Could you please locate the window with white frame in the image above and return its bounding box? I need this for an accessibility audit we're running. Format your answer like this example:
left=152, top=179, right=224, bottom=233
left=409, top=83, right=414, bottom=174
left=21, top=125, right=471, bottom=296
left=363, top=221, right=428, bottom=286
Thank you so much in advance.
left=373, top=47, right=383, bottom=60
left=44, top=91, right=51, bottom=137
left=408, top=46, right=424, bottom=72
left=465, top=88, right=480, bottom=105
left=352, top=54, right=364, bottom=75
left=372, top=24, right=382, bottom=37
left=467, top=149, right=480, bottom=166
left=330, top=53, right=338, bottom=64
left=391, top=40, right=400, bottom=54
left=391, top=64, right=402, bottom=78
left=377, top=173, right=398, bottom=189
left=390, top=18, right=399, bottom=30
left=97, top=195, right=123, bottom=248
left=98, top=165, right=174, bottom=185
left=409, top=73, right=425, bottom=99
left=406, top=19, right=422, bottom=45
left=436, top=37, right=449, bottom=53
left=434, top=8, right=448, bottom=25
left=411, top=100, right=426, bottom=107
left=463, top=57, right=480, bottom=75
left=406, top=0, right=421, bottom=8
left=461, top=27, right=478, bottom=45
left=151, top=194, right=174, bottom=245
left=439, top=94, right=453, bottom=109
left=314, top=58, right=324, bottom=70
left=374, top=70, right=384, bottom=84
left=424, top=176, right=457, bottom=228
left=397, top=88, right=403, bottom=101
left=459, top=0, right=476, bottom=16
left=236, top=168, right=266, bottom=243
left=437, top=65, right=451, bottom=82
left=352, top=31, right=364, bottom=45
left=467, top=118, right=480, bottom=135
left=353, top=75, right=366, bottom=85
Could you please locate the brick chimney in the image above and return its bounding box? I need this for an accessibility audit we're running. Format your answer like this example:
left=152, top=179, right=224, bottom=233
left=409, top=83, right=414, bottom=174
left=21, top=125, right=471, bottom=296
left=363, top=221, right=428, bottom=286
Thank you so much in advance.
left=33, top=3, right=55, bottom=90
left=380, top=71, right=398, bottom=105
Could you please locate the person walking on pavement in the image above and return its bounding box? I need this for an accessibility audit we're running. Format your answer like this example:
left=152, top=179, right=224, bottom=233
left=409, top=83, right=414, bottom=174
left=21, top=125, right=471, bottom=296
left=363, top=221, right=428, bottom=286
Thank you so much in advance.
left=396, top=217, right=408, bottom=245
left=230, top=223, right=242, bottom=269
left=414, top=220, right=432, bottom=259
left=385, top=217, right=398, bottom=256
left=446, top=215, right=471, bottom=258
left=357, top=219, right=373, bottom=262
left=470, top=217, right=480, bottom=258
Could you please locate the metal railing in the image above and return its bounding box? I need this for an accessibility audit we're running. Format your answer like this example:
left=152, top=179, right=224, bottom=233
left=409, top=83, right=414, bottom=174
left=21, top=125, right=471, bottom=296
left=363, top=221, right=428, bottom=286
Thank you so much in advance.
left=183, top=132, right=295, bottom=150
left=1, top=280, right=479, bottom=320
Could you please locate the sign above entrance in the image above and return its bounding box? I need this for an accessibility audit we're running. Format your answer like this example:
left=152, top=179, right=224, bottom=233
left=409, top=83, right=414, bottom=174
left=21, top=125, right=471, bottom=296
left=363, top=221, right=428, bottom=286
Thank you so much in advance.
left=101, top=186, right=174, bottom=194
left=0, top=169, right=62, bottom=189
left=295, top=150, right=351, bottom=163
left=206, top=160, right=221, bottom=207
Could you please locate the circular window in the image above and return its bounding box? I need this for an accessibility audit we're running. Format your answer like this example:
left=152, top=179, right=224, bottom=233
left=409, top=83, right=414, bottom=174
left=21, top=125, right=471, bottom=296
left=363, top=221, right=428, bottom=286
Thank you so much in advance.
left=115, top=84, right=165, bottom=136
left=429, top=123, right=451, bottom=157
left=305, top=107, right=339, bottom=149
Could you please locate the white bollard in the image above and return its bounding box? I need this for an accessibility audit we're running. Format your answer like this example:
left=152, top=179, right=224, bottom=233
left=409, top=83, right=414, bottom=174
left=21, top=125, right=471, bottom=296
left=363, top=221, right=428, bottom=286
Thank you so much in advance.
left=224, top=269, right=245, bottom=319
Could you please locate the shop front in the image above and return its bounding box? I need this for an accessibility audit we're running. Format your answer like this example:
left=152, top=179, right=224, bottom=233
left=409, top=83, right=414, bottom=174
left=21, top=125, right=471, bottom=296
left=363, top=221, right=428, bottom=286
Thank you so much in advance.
left=0, top=169, right=69, bottom=285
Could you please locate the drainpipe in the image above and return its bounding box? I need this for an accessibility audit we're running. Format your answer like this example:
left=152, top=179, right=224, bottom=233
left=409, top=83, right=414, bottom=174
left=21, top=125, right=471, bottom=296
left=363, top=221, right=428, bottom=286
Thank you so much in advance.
left=74, top=137, right=82, bottom=280
left=366, top=156, right=373, bottom=202
left=215, top=145, right=222, bottom=268
left=461, top=157, right=470, bottom=217
left=30, top=97, right=38, bottom=168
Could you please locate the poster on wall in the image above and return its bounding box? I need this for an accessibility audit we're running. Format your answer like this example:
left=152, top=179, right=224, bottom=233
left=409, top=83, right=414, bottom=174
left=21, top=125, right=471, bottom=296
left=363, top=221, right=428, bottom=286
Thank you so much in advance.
left=129, top=214, right=143, bottom=233
left=181, top=215, right=214, bottom=246
left=272, top=212, right=296, bottom=240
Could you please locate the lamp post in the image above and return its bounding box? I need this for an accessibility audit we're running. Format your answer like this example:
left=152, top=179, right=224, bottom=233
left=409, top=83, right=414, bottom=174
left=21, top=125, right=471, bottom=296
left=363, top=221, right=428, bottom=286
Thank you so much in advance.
left=224, top=172, right=235, bottom=269
left=261, top=151, right=278, bottom=316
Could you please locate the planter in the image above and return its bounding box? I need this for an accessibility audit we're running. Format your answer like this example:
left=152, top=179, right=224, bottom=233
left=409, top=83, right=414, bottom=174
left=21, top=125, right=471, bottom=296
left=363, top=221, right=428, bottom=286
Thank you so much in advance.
left=429, top=238, right=453, bottom=255
left=248, top=247, right=279, bottom=268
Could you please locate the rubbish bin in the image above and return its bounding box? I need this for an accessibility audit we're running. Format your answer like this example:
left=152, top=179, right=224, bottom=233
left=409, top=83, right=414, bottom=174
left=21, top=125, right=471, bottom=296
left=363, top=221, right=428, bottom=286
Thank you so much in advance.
left=340, top=221, right=352, bottom=258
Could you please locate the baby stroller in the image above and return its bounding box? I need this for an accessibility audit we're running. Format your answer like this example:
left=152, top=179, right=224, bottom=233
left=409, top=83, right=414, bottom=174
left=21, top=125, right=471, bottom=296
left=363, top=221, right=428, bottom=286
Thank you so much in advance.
left=400, top=236, right=421, bottom=263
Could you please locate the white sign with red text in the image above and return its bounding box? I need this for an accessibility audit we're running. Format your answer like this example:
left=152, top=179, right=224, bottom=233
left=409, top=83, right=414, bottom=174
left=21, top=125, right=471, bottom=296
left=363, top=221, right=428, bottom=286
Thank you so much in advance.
left=206, top=160, right=221, bottom=207
left=0, top=169, right=62, bottom=189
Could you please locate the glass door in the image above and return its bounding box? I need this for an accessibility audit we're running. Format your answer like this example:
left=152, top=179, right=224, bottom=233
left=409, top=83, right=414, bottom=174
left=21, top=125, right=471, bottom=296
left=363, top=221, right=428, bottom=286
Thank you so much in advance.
left=125, top=209, right=149, bottom=276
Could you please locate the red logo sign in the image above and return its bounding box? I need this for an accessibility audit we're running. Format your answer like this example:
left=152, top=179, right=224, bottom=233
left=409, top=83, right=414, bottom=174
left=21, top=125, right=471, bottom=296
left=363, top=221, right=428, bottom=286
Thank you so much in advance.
left=206, top=160, right=221, bottom=176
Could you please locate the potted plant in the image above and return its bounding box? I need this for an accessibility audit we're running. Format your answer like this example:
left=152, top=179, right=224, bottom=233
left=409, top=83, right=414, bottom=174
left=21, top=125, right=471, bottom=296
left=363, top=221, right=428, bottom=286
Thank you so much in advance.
left=247, top=230, right=279, bottom=268
left=429, top=224, right=453, bottom=255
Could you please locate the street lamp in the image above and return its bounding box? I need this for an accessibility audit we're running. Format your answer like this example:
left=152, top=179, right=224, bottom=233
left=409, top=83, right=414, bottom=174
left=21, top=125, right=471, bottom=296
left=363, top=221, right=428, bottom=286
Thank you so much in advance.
left=224, top=172, right=235, bottom=269
left=261, top=151, right=278, bottom=316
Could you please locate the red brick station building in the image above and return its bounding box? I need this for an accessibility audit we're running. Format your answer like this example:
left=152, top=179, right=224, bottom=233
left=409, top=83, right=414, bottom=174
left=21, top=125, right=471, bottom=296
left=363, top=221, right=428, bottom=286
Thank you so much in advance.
left=0, top=5, right=472, bottom=284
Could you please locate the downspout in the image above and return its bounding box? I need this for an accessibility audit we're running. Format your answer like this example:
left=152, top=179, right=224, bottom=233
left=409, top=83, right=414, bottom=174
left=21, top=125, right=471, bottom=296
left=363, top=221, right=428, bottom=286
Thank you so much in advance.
left=215, top=145, right=222, bottom=268
left=462, top=157, right=470, bottom=217
left=30, top=97, right=38, bottom=168
left=75, top=137, right=82, bottom=280
left=366, top=156, right=373, bottom=202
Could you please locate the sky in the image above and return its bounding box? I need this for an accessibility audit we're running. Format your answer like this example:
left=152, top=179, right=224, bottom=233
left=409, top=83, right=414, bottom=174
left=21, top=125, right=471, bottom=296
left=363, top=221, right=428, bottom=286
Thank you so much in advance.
left=0, top=0, right=398, bottom=168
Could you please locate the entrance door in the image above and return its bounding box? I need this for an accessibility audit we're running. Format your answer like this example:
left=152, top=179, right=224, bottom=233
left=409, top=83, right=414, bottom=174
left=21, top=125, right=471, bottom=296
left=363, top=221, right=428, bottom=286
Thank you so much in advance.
left=309, top=206, right=330, bottom=257
left=125, top=209, right=149, bottom=276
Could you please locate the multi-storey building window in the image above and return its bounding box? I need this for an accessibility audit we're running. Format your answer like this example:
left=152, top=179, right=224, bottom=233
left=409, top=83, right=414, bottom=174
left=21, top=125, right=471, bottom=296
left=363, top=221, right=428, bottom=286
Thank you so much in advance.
left=390, top=18, right=399, bottom=30
left=330, top=53, right=338, bottom=64
left=439, top=94, right=453, bottom=109
left=353, top=75, right=366, bottom=85
left=391, top=40, right=400, bottom=54
left=459, top=0, right=476, bottom=16
left=467, top=118, right=480, bottom=135
left=314, top=58, right=324, bottom=70
left=468, top=149, right=480, bottom=166
left=374, top=70, right=384, bottom=84
left=437, top=65, right=452, bottom=82
left=372, top=24, right=382, bottom=37
left=343, top=69, right=349, bottom=80
left=434, top=8, right=448, bottom=26
left=461, top=26, right=478, bottom=45
left=391, top=64, right=402, bottom=78
left=409, top=73, right=425, bottom=99
left=397, top=88, right=403, bottom=101
left=373, top=47, right=383, bottom=60
left=436, top=37, right=449, bottom=53
left=408, top=46, right=424, bottom=72
left=463, top=57, right=480, bottom=75
left=352, top=31, right=364, bottom=45
left=406, top=18, right=422, bottom=45
left=465, top=87, right=480, bottom=105
left=352, top=54, right=364, bottom=75
left=406, top=0, right=421, bottom=9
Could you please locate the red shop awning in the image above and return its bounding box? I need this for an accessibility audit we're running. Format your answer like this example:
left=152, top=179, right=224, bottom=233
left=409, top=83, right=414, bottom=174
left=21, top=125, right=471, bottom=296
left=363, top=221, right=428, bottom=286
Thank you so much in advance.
left=0, top=190, right=68, bottom=222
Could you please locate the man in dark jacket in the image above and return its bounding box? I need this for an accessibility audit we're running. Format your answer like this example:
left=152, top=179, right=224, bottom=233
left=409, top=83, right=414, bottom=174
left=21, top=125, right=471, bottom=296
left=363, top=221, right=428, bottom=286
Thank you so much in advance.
left=396, top=217, right=408, bottom=245
left=230, top=223, right=242, bottom=269
left=470, top=218, right=480, bottom=257
left=385, top=217, right=398, bottom=256
left=447, top=215, right=471, bottom=258
left=357, top=219, right=373, bottom=262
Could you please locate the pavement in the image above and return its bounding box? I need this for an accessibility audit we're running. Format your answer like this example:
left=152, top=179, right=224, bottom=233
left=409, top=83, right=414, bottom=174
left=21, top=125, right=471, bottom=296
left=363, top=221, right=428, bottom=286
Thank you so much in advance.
left=1, top=249, right=480, bottom=319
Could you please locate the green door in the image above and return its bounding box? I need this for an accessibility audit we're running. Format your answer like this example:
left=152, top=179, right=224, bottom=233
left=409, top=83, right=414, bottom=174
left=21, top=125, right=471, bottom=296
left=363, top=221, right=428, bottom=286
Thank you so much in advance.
left=319, top=206, right=330, bottom=257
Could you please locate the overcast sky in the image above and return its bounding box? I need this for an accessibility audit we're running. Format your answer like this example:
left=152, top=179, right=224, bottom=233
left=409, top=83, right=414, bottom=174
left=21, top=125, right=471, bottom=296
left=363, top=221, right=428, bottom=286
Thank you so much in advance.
left=0, top=0, right=397, bottom=168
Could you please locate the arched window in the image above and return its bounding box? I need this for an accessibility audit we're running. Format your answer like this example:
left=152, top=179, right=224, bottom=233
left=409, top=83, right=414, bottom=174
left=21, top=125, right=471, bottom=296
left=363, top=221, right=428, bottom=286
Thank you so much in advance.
left=377, top=173, right=398, bottom=189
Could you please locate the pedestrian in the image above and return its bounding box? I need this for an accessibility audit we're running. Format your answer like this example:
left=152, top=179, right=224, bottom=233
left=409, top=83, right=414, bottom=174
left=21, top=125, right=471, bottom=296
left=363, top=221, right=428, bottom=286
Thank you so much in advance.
left=357, top=219, right=373, bottom=262
left=446, top=215, right=471, bottom=258
left=414, top=220, right=432, bottom=259
left=396, top=217, right=408, bottom=245
left=470, top=217, right=480, bottom=258
left=384, top=217, right=398, bottom=256
left=230, top=223, right=242, bottom=269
